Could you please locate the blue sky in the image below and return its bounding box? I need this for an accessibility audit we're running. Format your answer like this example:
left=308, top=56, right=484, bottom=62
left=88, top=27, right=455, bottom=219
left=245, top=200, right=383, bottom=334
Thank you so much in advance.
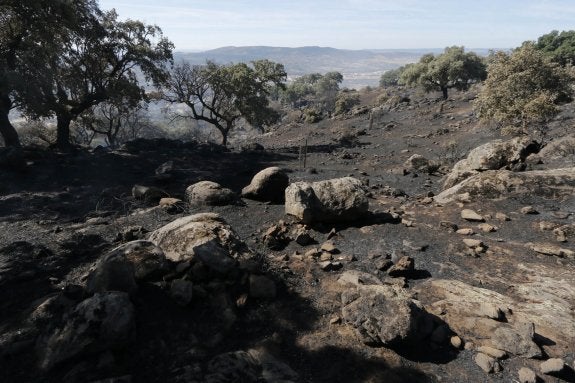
left=98, top=0, right=575, bottom=51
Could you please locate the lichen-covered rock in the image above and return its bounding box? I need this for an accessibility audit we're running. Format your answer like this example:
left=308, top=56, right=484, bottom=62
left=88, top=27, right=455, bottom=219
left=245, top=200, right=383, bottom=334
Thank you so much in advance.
left=285, top=177, right=368, bottom=224
left=241, top=167, right=289, bottom=203
left=185, top=181, right=236, bottom=206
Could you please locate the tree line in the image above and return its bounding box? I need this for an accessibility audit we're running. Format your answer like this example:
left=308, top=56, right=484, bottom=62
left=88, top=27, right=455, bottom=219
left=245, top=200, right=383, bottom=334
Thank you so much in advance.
left=2, top=1, right=575, bottom=150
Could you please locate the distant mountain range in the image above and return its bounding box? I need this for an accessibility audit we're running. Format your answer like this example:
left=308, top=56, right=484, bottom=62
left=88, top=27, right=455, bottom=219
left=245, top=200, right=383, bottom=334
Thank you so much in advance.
left=174, top=46, right=494, bottom=89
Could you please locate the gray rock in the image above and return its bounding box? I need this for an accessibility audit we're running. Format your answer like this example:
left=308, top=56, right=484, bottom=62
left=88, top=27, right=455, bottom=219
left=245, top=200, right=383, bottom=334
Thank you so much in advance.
left=443, top=137, right=539, bottom=188
left=435, top=168, right=575, bottom=204
left=86, top=250, right=137, bottom=295
left=404, top=154, right=433, bottom=173
left=461, top=209, right=485, bottom=222
left=474, top=352, right=501, bottom=373
left=387, top=256, right=415, bottom=278
left=185, top=181, right=236, bottom=206
left=285, top=177, right=368, bottom=224
left=341, top=285, right=430, bottom=346
left=39, top=292, right=134, bottom=370
left=241, top=167, right=289, bottom=203
left=149, top=213, right=249, bottom=265
left=109, top=240, right=169, bottom=281
left=491, top=322, right=541, bottom=358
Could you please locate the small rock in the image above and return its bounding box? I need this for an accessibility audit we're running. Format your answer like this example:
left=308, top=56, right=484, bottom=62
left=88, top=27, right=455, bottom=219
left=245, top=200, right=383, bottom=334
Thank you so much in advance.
left=456, top=228, right=474, bottom=235
left=518, top=367, right=537, bottom=383
left=463, top=238, right=483, bottom=248
left=402, top=219, right=414, bottom=227
left=540, top=358, right=565, bottom=375
left=159, top=197, right=182, bottom=207
left=330, top=316, right=341, bottom=325
left=461, top=209, right=485, bottom=222
left=474, top=353, right=501, bottom=373
left=319, top=252, right=333, bottom=262
left=295, top=232, right=315, bottom=246
left=477, top=346, right=507, bottom=359
left=450, top=336, right=463, bottom=349
left=319, top=261, right=342, bottom=271
left=521, top=206, right=539, bottom=215
left=478, top=223, right=497, bottom=233
left=132, top=185, right=166, bottom=202
left=495, top=212, right=511, bottom=221
left=327, top=228, right=338, bottom=240
left=320, top=241, right=339, bottom=254
left=387, top=256, right=415, bottom=278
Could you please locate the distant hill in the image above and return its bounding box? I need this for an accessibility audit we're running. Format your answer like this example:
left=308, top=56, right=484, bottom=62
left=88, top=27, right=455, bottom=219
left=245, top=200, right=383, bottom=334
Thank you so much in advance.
left=173, top=46, right=496, bottom=89
left=174, top=46, right=422, bottom=89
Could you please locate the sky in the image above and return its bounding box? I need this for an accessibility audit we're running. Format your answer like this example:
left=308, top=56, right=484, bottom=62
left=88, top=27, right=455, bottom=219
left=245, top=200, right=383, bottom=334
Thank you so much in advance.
left=98, top=0, right=575, bottom=51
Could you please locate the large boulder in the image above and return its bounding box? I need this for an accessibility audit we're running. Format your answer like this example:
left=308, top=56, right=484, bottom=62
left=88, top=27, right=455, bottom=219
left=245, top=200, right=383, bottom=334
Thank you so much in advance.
left=241, top=167, right=289, bottom=203
left=148, top=213, right=249, bottom=272
left=285, top=177, right=368, bottom=224
left=185, top=181, right=236, bottom=206
left=443, top=137, right=540, bottom=188
left=38, top=292, right=134, bottom=370
left=86, top=250, right=137, bottom=295
left=415, top=278, right=575, bottom=357
left=435, top=167, right=575, bottom=204
left=341, top=284, right=431, bottom=346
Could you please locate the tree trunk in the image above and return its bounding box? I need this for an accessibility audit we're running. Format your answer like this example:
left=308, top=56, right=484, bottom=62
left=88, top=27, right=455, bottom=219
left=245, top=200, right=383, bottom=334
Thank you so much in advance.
left=56, top=113, right=72, bottom=150
left=441, top=87, right=448, bottom=100
left=0, top=95, right=21, bottom=147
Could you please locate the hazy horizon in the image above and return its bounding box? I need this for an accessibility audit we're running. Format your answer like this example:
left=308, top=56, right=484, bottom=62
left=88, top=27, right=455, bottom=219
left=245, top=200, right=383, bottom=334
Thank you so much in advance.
left=98, top=0, right=575, bottom=51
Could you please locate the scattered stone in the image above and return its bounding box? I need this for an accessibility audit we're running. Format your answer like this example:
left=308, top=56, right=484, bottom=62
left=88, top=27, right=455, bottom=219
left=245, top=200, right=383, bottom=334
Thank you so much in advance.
left=401, top=218, right=414, bottom=227
left=285, top=177, right=368, bottom=224
left=402, top=240, right=427, bottom=251
left=461, top=209, right=485, bottom=222
left=320, top=241, right=339, bottom=254
left=554, top=229, right=567, bottom=242
left=404, top=154, right=432, bottom=173
left=474, top=353, right=501, bottom=373
left=457, top=228, right=474, bottom=235
left=496, top=212, right=511, bottom=221
left=337, top=270, right=383, bottom=287
left=450, top=336, right=463, bottom=349
left=241, top=167, right=289, bottom=203
left=263, top=221, right=291, bottom=250
left=330, top=316, right=341, bottom=325
left=478, top=223, right=497, bottom=232
left=38, top=292, right=134, bottom=370
left=170, top=279, right=194, bottom=305
left=294, top=231, right=315, bottom=246
left=319, top=252, right=333, bottom=262
left=327, top=228, right=338, bottom=240
left=518, top=367, right=537, bottom=383
left=319, top=261, right=342, bottom=271
left=463, top=238, right=483, bottom=248
left=540, top=358, right=565, bottom=375
left=159, top=197, right=182, bottom=207
left=440, top=221, right=458, bottom=232
left=185, top=181, right=236, bottom=206
left=387, top=256, right=415, bottom=278
left=521, top=206, right=539, bottom=215
left=477, top=346, right=507, bottom=359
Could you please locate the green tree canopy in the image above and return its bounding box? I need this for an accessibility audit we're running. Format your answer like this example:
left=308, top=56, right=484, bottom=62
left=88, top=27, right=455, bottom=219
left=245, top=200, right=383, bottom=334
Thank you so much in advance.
left=475, top=43, right=573, bottom=135
left=379, top=67, right=404, bottom=87
left=534, top=30, right=575, bottom=66
left=164, top=60, right=286, bottom=146
left=280, top=71, right=343, bottom=115
left=400, top=46, right=486, bottom=99
left=0, top=0, right=101, bottom=147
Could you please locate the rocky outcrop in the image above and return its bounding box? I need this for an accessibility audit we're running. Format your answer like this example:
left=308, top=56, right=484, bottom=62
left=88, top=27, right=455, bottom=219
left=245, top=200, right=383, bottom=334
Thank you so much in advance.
left=443, top=137, right=539, bottom=188
left=185, top=181, right=236, bottom=206
left=435, top=167, right=575, bottom=204
left=416, top=276, right=575, bottom=356
left=241, top=167, right=289, bottom=203
left=285, top=177, right=368, bottom=224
